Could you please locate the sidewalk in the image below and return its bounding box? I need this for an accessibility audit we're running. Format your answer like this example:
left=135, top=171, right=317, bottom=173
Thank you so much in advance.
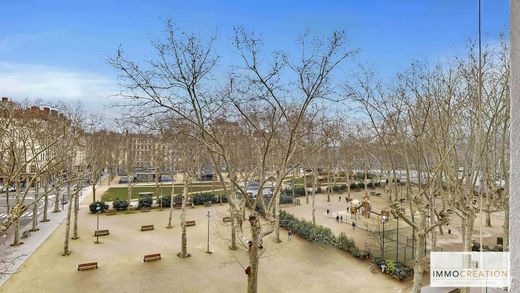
left=0, top=176, right=106, bottom=287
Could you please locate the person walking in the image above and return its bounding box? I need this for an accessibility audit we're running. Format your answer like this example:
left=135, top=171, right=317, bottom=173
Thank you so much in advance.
left=327, top=209, right=330, bottom=216
left=340, top=215, right=343, bottom=222
left=352, top=222, right=356, bottom=230
left=336, top=215, right=339, bottom=222
left=338, top=195, right=341, bottom=202
left=288, top=229, right=293, bottom=241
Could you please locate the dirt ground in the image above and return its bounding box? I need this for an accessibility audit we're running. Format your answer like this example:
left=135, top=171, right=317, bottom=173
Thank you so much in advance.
left=0, top=186, right=410, bottom=293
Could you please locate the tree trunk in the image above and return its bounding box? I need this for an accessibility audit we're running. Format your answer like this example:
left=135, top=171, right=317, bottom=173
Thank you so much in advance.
left=411, top=211, right=426, bottom=293
left=63, top=181, right=73, bottom=255
left=347, top=172, right=351, bottom=200
left=485, top=202, right=491, bottom=227
left=5, top=188, right=10, bottom=214
left=127, top=172, right=133, bottom=208
left=41, top=177, right=49, bottom=222
left=312, top=173, right=317, bottom=225
left=327, top=171, right=331, bottom=202
left=412, top=232, right=426, bottom=293
left=178, top=181, right=189, bottom=258
left=53, top=176, right=61, bottom=213
left=12, top=218, right=20, bottom=246
left=92, top=182, right=96, bottom=203
left=30, top=183, right=39, bottom=232
left=460, top=214, right=476, bottom=293
left=247, top=214, right=260, bottom=293
left=167, top=175, right=175, bottom=229
left=230, top=208, right=237, bottom=250
left=304, top=174, right=309, bottom=204
left=72, top=178, right=80, bottom=239
left=273, top=194, right=281, bottom=243
left=12, top=182, right=22, bottom=246
left=155, top=169, right=160, bottom=204
left=503, top=202, right=509, bottom=251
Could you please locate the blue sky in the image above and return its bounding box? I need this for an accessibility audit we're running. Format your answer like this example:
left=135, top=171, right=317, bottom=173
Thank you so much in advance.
left=0, top=0, right=509, bottom=112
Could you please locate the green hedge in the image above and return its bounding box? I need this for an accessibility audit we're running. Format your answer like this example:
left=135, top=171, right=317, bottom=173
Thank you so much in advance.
left=279, top=210, right=370, bottom=257
left=159, top=193, right=228, bottom=208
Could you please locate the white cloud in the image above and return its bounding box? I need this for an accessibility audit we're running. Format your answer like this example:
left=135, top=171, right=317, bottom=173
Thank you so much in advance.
left=0, top=61, right=119, bottom=111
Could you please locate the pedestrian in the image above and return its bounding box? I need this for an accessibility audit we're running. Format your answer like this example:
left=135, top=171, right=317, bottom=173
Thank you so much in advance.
left=339, top=195, right=341, bottom=202
left=352, top=222, right=356, bottom=230
left=340, top=215, right=343, bottom=222
left=288, top=229, right=293, bottom=241
left=336, top=215, right=339, bottom=222
left=327, top=209, right=330, bottom=216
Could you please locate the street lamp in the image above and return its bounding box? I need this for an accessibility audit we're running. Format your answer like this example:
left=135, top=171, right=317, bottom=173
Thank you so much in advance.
left=94, top=203, right=101, bottom=244
left=206, top=211, right=212, bottom=254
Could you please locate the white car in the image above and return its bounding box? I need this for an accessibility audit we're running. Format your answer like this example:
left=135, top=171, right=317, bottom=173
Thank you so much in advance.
left=0, top=185, right=16, bottom=192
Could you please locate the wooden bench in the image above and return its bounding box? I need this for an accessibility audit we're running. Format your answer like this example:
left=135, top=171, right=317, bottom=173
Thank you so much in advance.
left=105, top=210, right=116, bottom=216
left=143, top=253, right=161, bottom=262
left=78, top=262, right=98, bottom=271
left=174, top=203, right=182, bottom=209
left=94, top=229, right=109, bottom=236
left=141, top=225, right=154, bottom=231
left=185, top=220, right=196, bottom=227
left=204, top=201, right=212, bottom=207
left=223, top=216, right=231, bottom=223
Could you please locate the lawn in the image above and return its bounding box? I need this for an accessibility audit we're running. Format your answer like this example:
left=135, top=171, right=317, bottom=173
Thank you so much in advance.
left=101, top=184, right=224, bottom=201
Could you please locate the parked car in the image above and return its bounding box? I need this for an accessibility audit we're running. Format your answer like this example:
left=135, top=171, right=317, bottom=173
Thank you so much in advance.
left=0, top=185, right=16, bottom=192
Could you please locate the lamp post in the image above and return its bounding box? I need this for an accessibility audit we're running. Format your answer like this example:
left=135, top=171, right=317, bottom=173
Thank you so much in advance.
left=95, top=203, right=101, bottom=244
left=206, top=211, right=212, bottom=254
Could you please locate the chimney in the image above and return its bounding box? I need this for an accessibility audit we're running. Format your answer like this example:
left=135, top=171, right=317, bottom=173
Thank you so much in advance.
left=43, top=107, right=50, bottom=115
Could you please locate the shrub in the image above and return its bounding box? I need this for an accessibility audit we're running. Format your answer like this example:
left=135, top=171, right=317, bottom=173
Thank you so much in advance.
left=370, top=257, right=412, bottom=280
left=112, top=198, right=129, bottom=211
left=335, top=233, right=357, bottom=251
left=372, top=256, right=386, bottom=266
left=280, top=195, right=293, bottom=204
left=385, top=259, right=395, bottom=274
left=89, top=201, right=109, bottom=213
left=138, top=196, right=153, bottom=208
left=391, top=262, right=413, bottom=281
left=160, top=195, right=172, bottom=207
left=192, top=193, right=218, bottom=205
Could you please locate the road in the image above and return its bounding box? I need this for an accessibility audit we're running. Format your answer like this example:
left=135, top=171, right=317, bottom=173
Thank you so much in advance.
left=0, top=187, right=77, bottom=246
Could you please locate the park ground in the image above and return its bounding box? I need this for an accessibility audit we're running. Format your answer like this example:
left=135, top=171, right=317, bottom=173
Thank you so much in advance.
left=0, top=181, right=410, bottom=293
